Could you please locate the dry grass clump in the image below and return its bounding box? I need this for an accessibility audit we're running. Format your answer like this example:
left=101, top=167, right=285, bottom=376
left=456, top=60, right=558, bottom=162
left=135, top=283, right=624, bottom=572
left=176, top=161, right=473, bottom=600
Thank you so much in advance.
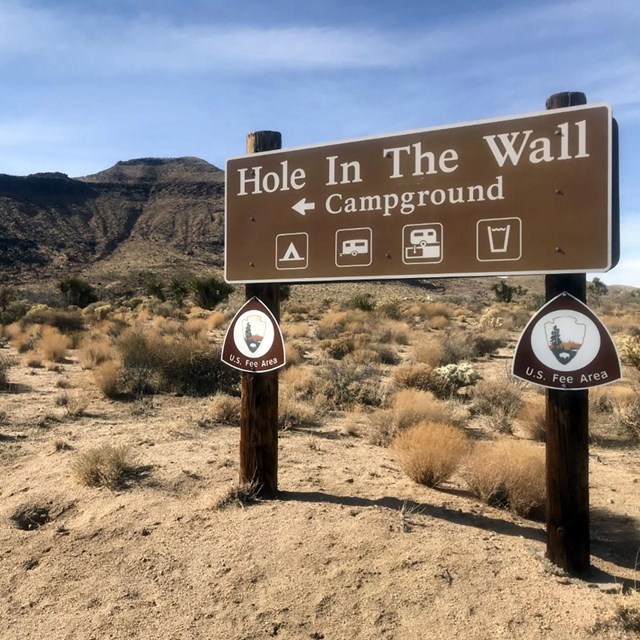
left=0, top=354, right=14, bottom=388
left=56, top=391, right=90, bottom=418
left=93, top=361, right=123, bottom=398
left=72, top=444, right=138, bottom=490
left=285, top=341, right=306, bottom=367
left=393, top=363, right=434, bottom=391
left=376, top=320, right=410, bottom=345
left=613, top=395, right=640, bottom=441
left=280, top=365, right=316, bottom=402
left=40, top=326, right=70, bottom=362
left=78, top=334, right=113, bottom=369
left=282, top=322, right=309, bottom=339
left=214, top=480, right=261, bottom=509
left=393, top=421, right=469, bottom=487
left=393, top=389, right=466, bottom=432
left=519, top=395, right=547, bottom=441
left=207, top=311, right=227, bottom=329
left=464, top=440, right=546, bottom=519
left=208, top=394, right=241, bottom=425
left=472, top=379, right=524, bottom=434
left=479, top=304, right=531, bottom=332
left=279, top=391, right=318, bottom=430
left=428, top=315, right=450, bottom=330
left=315, top=360, right=385, bottom=410
left=414, top=335, right=445, bottom=367
left=315, top=310, right=369, bottom=341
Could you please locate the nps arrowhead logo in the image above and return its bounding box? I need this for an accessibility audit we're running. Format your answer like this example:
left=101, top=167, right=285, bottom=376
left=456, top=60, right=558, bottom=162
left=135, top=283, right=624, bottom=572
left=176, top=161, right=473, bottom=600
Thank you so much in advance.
left=512, top=292, right=621, bottom=390
left=221, top=297, right=286, bottom=373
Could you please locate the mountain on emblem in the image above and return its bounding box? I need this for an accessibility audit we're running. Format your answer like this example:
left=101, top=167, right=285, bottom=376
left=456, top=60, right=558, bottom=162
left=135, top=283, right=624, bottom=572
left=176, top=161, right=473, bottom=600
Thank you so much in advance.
left=545, top=316, right=586, bottom=365
left=243, top=314, right=266, bottom=353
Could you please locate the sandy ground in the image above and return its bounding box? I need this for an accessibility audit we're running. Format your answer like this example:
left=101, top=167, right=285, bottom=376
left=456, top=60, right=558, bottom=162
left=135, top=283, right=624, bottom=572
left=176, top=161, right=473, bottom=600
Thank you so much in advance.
left=1, top=338, right=640, bottom=640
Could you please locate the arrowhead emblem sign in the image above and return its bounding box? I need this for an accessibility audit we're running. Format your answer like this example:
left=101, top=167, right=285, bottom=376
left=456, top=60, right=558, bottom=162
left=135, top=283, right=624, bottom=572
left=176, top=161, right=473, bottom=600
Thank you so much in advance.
left=221, top=297, right=286, bottom=373
left=512, top=292, right=621, bottom=390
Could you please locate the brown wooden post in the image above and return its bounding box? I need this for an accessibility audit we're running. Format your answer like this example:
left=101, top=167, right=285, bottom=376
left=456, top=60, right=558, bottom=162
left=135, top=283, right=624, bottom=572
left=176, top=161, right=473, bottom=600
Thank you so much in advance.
left=544, top=92, right=590, bottom=577
left=239, top=130, right=282, bottom=497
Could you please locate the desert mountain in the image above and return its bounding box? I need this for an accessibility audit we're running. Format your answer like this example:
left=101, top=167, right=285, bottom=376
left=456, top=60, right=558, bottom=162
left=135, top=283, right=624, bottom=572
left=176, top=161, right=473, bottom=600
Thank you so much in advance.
left=0, top=157, right=225, bottom=283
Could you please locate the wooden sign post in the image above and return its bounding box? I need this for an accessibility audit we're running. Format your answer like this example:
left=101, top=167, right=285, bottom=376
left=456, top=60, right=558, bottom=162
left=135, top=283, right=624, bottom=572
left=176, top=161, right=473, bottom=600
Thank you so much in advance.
left=544, top=92, right=590, bottom=577
left=239, top=131, right=282, bottom=497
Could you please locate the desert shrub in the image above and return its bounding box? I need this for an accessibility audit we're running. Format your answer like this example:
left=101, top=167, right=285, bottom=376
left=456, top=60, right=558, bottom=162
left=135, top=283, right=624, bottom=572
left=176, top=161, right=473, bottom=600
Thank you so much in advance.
left=215, top=481, right=261, bottom=509
left=479, top=305, right=530, bottom=332
left=613, top=396, right=640, bottom=441
left=280, top=365, right=316, bottom=402
left=315, top=311, right=368, bottom=341
left=370, top=409, right=395, bottom=446
left=376, top=320, right=409, bottom=345
left=368, top=343, right=401, bottom=365
left=207, top=394, right=241, bottom=425
left=472, top=379, right=524, bottom=434
left=520, top=395, right=546, bottom=441
left=414, top=335, right=445, bottom=367
left=0, top=285, right=29, bottom=325
left=169, top=278, right=190, bottom=306
left=464, top=440, right=546, bottom=519
left=377, top=297, right=402, bottom=320
left=441, top=330, right=477, bottom=364
left=24, top=307, right=84, bottom=333
left=315, top=360, right=385, bottom=410
left=40, top=326, right=70, bottom=363
left=189, top=277, right=233, bottom=310
left=348, top=293, right=376, bottom=312
left=72, top=444, right=138, bottom=490
left=58, top=392, right=90, bottom=418
left=146, top=277, right=166, bottom=301
left=393, top=421, right=469, bottom=487
left=159, top=339, right=238, bottom=396
left=93, top=361, right=123, bottom=398
left=393, top=388, right=466, bottom=433
left=208, top=311, right=227, bottom=329
left=320, top=336, right=355, bottom=360
left=393, top=363, right=434, bottom=391
left=279, top=391, right=318, bottom=430
left=429, top=362, right=481, bottom=399
left=285, top=341, right=305, bottom=367
left=490, top=281, right=526, bottom=303
left=471, top=333, right=507, bottom=357
left=79, top=335, right=113, bottom=369
left=58, top=276, right=98, bottom=308
left=428, top=315, right=450, bottom=330
left=0, top=355, right=14, bottom=388
left=117, top=331, right=238, bottom=396
left=282, top=322, right=309, bottom=340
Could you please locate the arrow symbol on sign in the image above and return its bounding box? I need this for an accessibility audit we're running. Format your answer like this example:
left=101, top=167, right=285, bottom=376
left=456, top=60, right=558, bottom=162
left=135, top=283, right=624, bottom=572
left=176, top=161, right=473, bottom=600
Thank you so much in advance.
left=292, top=198, right=315, bottom=216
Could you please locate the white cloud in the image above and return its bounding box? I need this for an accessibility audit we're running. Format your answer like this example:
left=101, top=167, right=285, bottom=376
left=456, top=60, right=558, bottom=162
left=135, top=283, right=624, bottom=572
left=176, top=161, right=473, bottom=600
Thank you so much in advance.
left=0, top=0, right=637, bottom=78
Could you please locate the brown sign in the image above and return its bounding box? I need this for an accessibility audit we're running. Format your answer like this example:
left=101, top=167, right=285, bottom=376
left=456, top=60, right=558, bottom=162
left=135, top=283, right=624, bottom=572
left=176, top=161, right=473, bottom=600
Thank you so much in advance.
left=512, top=292, right=621, bottom=390
left=221, top=297, right=286, bottom=373
left=225, top=104, right=615, bottom=283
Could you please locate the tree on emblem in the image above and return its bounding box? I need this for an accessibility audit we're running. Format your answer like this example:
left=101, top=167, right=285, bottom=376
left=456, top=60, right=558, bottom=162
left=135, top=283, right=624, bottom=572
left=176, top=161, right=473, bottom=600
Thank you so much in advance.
left=550, top=325, right=562, bottom=347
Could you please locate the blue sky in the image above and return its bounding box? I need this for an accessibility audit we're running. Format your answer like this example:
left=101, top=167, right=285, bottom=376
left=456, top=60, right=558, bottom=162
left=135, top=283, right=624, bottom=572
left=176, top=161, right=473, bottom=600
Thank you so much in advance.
left=1, top=0, right=639, bottom=286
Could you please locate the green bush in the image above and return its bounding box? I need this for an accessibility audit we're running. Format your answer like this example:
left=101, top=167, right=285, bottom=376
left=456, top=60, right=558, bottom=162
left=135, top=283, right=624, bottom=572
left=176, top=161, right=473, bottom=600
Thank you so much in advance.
left=190, top=277, right=233, bottom=310
left=23, top=308, right=84, bottom=333
left=58, top=276, right=98, bottom=308
left=348, top=293, right=376, bottom=312
left=117, top=332, right=239, bottom=397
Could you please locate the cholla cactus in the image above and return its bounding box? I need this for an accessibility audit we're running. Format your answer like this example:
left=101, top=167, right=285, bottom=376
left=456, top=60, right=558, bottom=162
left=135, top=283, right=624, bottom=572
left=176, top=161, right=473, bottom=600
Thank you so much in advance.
left=432, top=362, right=480, bottom=397
left=618, top=335, right=640, bottom=370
